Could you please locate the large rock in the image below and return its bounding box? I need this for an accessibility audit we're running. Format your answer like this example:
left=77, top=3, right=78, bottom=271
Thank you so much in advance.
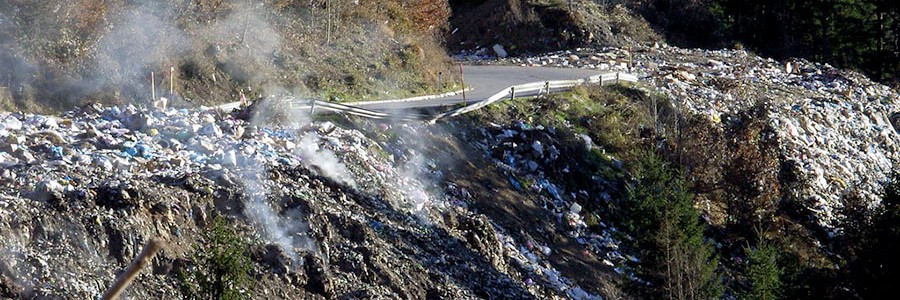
left=493, top=44, right=508, bottom=58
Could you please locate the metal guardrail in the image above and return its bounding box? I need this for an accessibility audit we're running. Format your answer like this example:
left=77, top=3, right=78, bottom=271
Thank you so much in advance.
left=213, top=72, right=638, bottom=123
left=427, top=72, right=637, bottom=123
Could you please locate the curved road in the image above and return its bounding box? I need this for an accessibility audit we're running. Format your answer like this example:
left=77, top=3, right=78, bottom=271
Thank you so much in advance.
left=352, top=65, right=611, bottom=110
left=215, top=65, right=616, bottom=115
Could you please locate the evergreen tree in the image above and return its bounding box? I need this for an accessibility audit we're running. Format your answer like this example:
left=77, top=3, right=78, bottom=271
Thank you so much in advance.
left=740, top=241, right=782, bottom=300
left=639, top=0, right=900, bottom=86
left=623, top=153, right=722, bottom=299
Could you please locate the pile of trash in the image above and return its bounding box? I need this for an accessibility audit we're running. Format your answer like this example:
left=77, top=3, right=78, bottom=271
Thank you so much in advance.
left=0, top=102, right=612, bottom=299
left=633, top=46, right=899, bottom=229
left=474, top=121, right=633, bottom=280
left=484, top=44, right=899, bottom=230
left=462, top=47, right=635, bottom=72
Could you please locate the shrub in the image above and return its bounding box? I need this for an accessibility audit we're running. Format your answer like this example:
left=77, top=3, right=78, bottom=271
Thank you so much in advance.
left=178, top=215, right=253, bottom=300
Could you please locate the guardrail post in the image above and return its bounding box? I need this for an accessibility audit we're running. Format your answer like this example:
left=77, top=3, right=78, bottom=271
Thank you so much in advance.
left=616, top=72, right=620, bottom=84
left=544, top=81, right=550, bottom=95
left=510, top=86, right=515, bottom=100
left=309, top=99, right=316, bottom=116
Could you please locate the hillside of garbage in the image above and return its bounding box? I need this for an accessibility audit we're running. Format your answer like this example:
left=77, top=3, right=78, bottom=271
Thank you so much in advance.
left=458, top=42, right=900, bottom=296
left=0, top=91, right=643, bottom=299
left=476, top=43, right=899, bottom=233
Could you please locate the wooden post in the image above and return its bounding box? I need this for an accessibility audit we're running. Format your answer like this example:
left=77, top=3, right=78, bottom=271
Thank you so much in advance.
left=169, top=67, right=175, bottom=95
left=150, top=72, right=156, bottom=101
left=438, top=72, right=443, bottom=90
left=628, top=45, right=633, bottom=70
left=459, top=64, right=466, bottom=106
left=101, top=239, right=162, bottom=300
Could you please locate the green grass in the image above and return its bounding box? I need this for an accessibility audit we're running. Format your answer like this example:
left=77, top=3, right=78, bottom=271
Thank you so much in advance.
left=478, top=84, right=666, bottom=164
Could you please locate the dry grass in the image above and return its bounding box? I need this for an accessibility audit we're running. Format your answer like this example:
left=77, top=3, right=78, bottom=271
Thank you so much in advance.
left=0, top=0, right=453, bottom=112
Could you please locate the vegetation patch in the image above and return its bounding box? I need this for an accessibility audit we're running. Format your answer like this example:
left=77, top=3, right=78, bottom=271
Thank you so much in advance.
left=178, top=215, right=254, bottom=300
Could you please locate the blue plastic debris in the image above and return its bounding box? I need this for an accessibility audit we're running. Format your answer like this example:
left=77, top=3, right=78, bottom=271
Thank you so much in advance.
left=190, top=153, right=208, bottom=164
left=539, top=179, right=562, bottom=200
left=134, top=142, right=152, bottom=158
left=368, top=220, right=384, bottom=231
left=49, top=146, right=64, bottom=160
left=508, top=176, right=522, bottom=190
left=121, top=146, right=138, bottom=158
left=503, top=151, right=515, bottom=166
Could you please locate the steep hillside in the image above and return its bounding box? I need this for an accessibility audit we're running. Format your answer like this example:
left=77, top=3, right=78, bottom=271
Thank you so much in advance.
left=0, top=91, right=653, bottom=299
left=447, top=0, right=659, bottom=55
left=486, top=43, right=900, bottom=297
left=0, top=0, right=453, bottom=113
left=2, top=0, right=899, bottom=298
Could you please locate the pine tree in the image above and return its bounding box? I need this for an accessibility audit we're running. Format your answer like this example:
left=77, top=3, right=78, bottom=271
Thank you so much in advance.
left=740, top=241, right=782, bottom=300
left=623, top=153, right=722, bottom=299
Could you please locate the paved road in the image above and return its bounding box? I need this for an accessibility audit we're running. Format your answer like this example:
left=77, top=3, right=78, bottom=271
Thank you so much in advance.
left=353, top=65, right=609, bottom=110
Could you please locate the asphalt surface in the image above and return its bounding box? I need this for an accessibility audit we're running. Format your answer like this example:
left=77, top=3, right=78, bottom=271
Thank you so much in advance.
left=354, top=65, right=610, bottom=110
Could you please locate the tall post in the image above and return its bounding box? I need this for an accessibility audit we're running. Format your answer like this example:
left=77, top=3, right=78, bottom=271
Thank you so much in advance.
left=628, top=45, right=634, bottom=70
left=150, top=71, right=156, bottom=101
left=169, top=67, right=175, bottom=95
left=459, top=64, right=466, bottom=106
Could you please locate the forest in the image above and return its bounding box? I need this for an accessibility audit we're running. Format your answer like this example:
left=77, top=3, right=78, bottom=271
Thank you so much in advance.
left=636, top=0, right=899, bottom=86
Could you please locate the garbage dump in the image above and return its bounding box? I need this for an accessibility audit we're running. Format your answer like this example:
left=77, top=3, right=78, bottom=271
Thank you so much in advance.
left=0, top=101, right=609, bottom=299
left=481, top=45, right=899, bottom=230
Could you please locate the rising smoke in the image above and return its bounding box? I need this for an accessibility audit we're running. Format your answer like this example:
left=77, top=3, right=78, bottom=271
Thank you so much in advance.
left=296, top=131, right=358, bottom=188
left=237, top=157, right=317, bottom=264
left=93, top=2, right=190, bottom=101
left=386, top=122, right=454, bottom=225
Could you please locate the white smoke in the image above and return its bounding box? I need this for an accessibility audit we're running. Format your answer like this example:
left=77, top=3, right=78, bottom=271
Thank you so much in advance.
left=94, top=3, right=189, bottom=95
left=238, top=155, right=316, bottom=265
left=383, top=122, right=451, bottom=225
left=295, top=131, right=358, bottom=188
left=397, top=151, right=441, bottom=224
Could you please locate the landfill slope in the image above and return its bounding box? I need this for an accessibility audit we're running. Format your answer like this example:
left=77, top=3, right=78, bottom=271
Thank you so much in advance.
left=0, top=101, right=625, bottom=299
left=1, top=42, right=898, bottom=299
left=489, top=45, right=900, bottom=231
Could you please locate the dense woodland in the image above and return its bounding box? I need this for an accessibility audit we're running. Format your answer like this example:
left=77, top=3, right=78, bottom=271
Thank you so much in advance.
left=636, top=0, right=899, bottom=86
